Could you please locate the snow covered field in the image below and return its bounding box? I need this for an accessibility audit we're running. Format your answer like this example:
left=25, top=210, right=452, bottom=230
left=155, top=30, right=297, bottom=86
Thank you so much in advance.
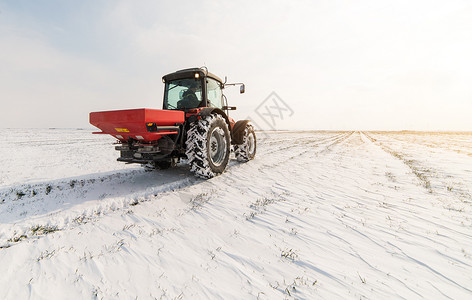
left=1, top=129, right=471, bottom=299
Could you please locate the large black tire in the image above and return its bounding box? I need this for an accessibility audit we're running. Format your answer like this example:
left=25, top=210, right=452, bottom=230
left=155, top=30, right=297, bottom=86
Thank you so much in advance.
left=186, top=114, right=231, bottom=178
left=234, top=124, right=256, bottom=162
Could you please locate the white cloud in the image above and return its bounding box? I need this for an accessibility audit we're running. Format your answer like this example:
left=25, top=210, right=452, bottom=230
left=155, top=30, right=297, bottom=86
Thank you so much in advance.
left=0, top=29, right=157, bottom=128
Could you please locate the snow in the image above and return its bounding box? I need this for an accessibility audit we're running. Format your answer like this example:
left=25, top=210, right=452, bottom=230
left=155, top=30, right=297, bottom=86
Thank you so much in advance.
left=1, top=129, right=471, bottom=299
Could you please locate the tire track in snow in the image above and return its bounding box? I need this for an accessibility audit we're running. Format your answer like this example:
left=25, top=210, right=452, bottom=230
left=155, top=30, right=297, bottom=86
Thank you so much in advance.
left=0, top=163, right=204, bottom=246
left=257, top=131, right=348, bottom=155
left=363, top=132, right=472, bottom=204
left=369, top=131, right=472, bottom=157
left=238, top=131, right=472, bottom=298
left=253, top=131, right=354, bottom=171
left=1, top=131, right=343, bottom=212
left=363, top=132, right=435, bottom=193
left=313, top=132, right=472, bottom=298
left=359, top=131, right=472, bottom=250
left=2, top=131, right=472, bottom=299
left=0, top=131, right=346, bottom=248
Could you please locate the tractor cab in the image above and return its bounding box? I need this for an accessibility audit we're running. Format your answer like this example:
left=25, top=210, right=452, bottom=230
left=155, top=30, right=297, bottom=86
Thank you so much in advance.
left=162, top=68, right=243, bottom=113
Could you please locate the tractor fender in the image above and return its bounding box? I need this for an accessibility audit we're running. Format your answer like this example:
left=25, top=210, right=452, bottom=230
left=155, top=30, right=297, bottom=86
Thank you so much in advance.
left=197, top=108, right=231, bottom=129
left=231, top=120, right=251, bottom=145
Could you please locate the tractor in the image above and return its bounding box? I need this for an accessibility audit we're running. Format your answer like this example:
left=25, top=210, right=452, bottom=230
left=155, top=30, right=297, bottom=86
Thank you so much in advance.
left=89, top=67, right=256, bottom=178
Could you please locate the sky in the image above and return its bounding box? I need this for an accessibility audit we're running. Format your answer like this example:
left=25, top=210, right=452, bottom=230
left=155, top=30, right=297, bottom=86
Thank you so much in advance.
left=0, top=0, right=471, bottom=131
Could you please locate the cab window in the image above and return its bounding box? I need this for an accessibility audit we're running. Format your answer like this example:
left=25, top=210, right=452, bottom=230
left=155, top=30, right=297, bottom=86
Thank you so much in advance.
left=164, top=78, right=202, bottom=110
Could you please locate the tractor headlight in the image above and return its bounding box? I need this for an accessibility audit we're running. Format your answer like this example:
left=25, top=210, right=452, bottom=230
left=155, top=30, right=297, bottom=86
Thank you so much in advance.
left=195, top=73, right=200, bottom=79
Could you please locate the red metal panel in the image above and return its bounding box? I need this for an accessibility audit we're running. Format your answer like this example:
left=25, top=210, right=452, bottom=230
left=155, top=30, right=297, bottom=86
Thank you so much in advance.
left=228, top=116, right=236, bottom=130
left=89, top=109, right=184, bottom=142
left=185, top=108, right=203, bottom=119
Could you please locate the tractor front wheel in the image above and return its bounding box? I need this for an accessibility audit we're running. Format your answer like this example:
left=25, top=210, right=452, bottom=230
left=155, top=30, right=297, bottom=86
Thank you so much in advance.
left=234, top=124, right=256, bottom=162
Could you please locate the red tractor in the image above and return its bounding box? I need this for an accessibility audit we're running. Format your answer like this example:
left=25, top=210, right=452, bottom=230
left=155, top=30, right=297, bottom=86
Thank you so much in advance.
left=90, top=67, right=256, bottom=178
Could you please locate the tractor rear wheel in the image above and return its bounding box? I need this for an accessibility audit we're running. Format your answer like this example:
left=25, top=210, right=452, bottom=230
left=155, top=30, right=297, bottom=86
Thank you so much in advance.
left=186, top=114, right=231, bottom=178
left=234, top=124, right=256, bottom=162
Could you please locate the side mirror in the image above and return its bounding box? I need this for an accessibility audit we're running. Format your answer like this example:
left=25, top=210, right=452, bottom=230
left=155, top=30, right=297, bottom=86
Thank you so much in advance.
left=240, top=84, right=245, bottom=94
left=222, top=106, right=237, bottom=111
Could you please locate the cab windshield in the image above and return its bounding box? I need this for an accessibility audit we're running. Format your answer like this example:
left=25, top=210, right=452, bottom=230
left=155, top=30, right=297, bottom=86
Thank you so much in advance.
left=164, top=78, right=203, bottom=110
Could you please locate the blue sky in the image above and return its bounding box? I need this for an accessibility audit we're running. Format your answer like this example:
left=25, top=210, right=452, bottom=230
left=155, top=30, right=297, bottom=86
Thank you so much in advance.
left=1, top=0, right=471, bottom=130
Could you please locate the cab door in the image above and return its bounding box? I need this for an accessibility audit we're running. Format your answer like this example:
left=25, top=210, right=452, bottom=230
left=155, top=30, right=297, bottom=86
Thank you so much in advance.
left=206, top=78, right=224, bottom=109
